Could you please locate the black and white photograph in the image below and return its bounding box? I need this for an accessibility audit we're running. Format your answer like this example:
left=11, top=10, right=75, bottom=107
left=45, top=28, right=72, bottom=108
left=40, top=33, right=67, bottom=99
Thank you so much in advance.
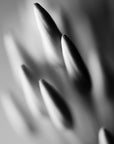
left=0, top=0, right=114, bottom=144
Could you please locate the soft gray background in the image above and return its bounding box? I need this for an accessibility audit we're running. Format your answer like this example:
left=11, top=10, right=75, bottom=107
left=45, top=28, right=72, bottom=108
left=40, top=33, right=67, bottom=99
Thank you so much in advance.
left=0, top=0, right=33, bottom=143
left=0, top=0, right=114, bottom=144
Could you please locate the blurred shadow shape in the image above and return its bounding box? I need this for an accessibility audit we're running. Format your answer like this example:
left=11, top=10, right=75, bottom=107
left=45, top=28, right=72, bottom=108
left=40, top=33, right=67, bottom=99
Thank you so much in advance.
left=20, top=65, right=46, bottom=118
left=1, top=92, right=37, bottom=136
left=4, top=33, right=24, bottom=83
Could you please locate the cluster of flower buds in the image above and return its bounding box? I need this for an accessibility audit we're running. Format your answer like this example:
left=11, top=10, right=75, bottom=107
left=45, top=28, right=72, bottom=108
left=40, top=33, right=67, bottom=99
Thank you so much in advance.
left=1, top=2, right=114, bottom=144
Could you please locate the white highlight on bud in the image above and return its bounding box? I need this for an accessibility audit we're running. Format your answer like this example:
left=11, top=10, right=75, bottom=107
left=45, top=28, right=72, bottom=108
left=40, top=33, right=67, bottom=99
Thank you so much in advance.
left=61, top=35, right=79, bottom=77
left=99, top=128, right=109, bottom=144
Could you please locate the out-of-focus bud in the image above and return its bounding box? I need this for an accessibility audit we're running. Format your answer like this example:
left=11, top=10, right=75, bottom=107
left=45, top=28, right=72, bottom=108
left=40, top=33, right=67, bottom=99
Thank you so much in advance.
left=20, top=64, right=44, bottom=118
left=1, top=92, right=37, bottom=136
left=4, top=33, right=24, bottom=83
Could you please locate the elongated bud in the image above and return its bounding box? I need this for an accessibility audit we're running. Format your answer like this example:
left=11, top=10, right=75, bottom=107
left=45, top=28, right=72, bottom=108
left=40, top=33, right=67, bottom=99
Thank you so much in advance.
left=4, top=33, right=24, bottom=83
left=61, top=35, right=91, bottom=93
left=99, top=128, right=114, bottom=144
left=20, top=65, right=45, bottom=117
left=39, top=79, right=74, bottom=130
left=1, top=92, right=37, bottom=136
left=33, top=3, right=62, bottom=65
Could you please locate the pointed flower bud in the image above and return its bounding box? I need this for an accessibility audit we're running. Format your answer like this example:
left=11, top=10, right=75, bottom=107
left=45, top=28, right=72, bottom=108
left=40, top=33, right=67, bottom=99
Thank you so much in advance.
left=33, top=3, right=62, bottom=65
left=39, top=79, right=74, bottom=130
left=61, top=35, right=91, bottom=93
